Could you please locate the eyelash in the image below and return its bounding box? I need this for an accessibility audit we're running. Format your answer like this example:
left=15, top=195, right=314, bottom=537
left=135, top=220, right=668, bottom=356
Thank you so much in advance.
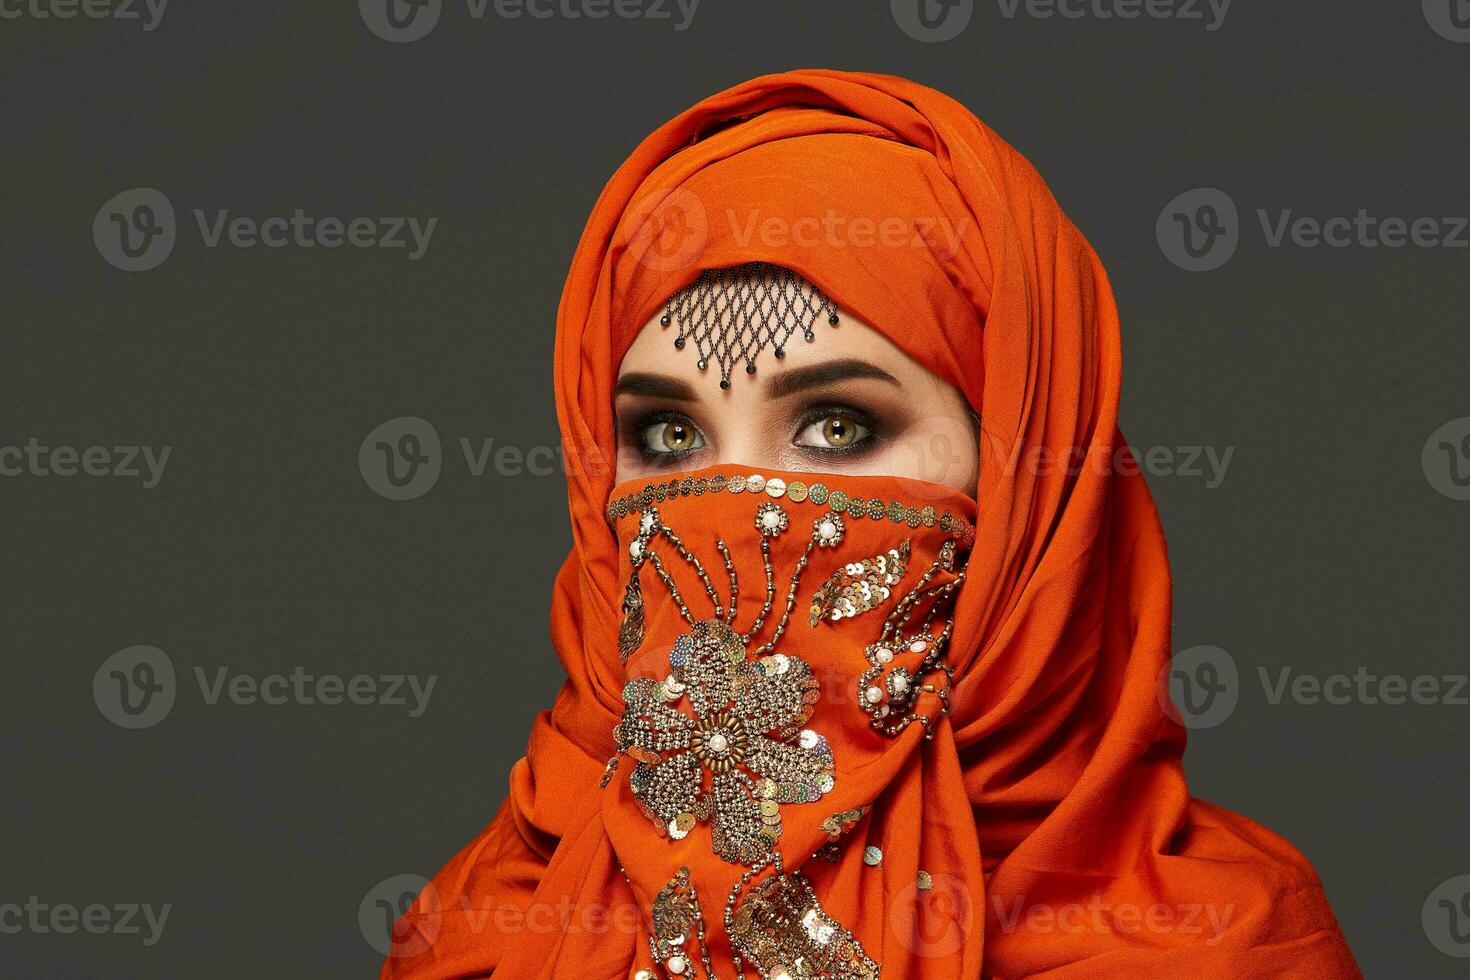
left=625, top=404, right=882, bottom=466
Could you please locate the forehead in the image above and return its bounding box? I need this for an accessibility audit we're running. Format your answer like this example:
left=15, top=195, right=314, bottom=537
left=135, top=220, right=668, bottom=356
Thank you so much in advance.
left=618, top=301, right=934, bottom=400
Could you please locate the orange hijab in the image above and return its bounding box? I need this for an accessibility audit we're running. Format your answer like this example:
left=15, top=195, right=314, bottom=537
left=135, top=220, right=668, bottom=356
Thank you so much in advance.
left=382, top=69, right=1359, bottom=979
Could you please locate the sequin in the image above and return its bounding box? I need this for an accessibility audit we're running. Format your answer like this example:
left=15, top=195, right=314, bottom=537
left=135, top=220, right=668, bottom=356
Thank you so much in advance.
left=808, top=540, right=910, bottom=626
left=862, top=846, right=882, bottom=867
left=615, top=619, right=836, bottom=865
left=607, top=471, right=976, bottom=544
left=618, top=577, right=646, bottom=663
left=729, top=872, right=877, bottom=980
left=650, top=867, right=707, bottom=977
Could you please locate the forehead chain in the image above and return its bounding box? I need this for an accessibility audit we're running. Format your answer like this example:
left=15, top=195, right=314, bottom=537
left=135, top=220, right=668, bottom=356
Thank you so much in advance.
left=658, top=262, right=841, bottom=390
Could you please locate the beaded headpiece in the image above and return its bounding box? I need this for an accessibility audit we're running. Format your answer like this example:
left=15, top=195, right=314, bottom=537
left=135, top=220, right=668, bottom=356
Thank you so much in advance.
left=659, top=262, right=841, bottom=390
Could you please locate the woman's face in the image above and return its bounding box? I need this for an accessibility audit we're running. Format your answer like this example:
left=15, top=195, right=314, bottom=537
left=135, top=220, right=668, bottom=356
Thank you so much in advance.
left=614, top=303, right=980, bottom=493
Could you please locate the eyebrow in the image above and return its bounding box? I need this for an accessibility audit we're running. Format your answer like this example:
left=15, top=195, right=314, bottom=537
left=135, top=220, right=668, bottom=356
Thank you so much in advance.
left=614, top=372, right=697, bottom=401
left=765, top=358, right=901, bottom=399
left=613, top=358, right=901, bottom=401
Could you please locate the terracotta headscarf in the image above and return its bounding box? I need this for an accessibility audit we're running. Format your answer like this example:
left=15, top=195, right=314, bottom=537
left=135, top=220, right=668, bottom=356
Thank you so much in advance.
left=381, top=69, right=1360, bottom=979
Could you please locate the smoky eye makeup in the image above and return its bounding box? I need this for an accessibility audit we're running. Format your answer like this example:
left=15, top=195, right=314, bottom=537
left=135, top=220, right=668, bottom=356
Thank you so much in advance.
left=789, top=402, right=884, bottom=458
left=619, top=406, right=709, bottom=465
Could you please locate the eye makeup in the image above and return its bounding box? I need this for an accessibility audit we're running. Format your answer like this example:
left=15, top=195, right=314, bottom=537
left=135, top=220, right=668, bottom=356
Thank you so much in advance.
left=616, top=396, right=894, bottom=470
left=789, top=402, right=883, bottom=460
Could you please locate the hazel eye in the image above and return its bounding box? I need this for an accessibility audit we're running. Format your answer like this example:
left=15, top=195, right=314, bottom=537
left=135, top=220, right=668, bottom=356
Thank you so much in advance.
left=644, top=419, right=705, bottom=454
left=796, top=413, right=870, bottom=450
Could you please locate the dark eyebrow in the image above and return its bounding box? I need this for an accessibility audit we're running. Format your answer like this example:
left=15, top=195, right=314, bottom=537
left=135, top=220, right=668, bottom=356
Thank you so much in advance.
left=765, top=358, right=901, bottom=399
left=614, top=372, right=697, bottom=401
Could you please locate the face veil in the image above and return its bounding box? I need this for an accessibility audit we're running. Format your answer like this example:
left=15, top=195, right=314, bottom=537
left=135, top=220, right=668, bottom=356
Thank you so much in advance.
left=381, top=70, right=1360, bottom=980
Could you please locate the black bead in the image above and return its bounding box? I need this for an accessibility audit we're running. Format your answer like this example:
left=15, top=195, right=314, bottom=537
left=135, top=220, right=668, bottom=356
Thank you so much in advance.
left=746, top=363, right=756, bottom=374
left=674, top=337, right=685, bottom=349
left=660, top=313, right=670, bottom=326
left=719, top=378, right=731, bottom=390
left=774, top=346, right=784, bottom=358
left=697, top=358, right=707, bottom=369
left=804, top=331, right=815, bottom=341
left=828, top=313, right=839, bottom=325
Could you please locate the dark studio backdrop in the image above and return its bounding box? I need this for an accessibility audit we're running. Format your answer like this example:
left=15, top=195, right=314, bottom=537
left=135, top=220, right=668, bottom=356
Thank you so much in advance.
left=2, top=1, right=1467, bottom=976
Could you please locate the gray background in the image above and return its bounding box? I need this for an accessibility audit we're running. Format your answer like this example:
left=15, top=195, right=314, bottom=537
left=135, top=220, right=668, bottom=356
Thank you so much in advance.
left=2, top=0, right=1467, bottom=976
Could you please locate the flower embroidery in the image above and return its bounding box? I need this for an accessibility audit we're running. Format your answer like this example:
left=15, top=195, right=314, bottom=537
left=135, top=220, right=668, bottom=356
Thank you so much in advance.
left=615, top=618, right=834, bottom=865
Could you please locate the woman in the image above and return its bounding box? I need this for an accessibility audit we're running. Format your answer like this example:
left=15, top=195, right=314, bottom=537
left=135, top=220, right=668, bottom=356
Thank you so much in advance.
left=382, top=69, right=1360, bottom=978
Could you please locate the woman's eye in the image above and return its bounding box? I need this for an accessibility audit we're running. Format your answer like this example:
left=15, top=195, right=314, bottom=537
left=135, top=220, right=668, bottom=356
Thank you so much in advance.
left=795, top=413, right=871, bottom=450
left=643, top=419, right=705, bottom=454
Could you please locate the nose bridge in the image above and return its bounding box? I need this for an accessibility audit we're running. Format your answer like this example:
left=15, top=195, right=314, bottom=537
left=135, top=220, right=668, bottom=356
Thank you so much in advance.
left=702, top=385, right=775, bottom=469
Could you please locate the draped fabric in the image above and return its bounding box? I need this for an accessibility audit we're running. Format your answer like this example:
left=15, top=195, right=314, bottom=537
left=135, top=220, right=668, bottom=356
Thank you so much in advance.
left=381, top=69, right=1359, bottom=979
